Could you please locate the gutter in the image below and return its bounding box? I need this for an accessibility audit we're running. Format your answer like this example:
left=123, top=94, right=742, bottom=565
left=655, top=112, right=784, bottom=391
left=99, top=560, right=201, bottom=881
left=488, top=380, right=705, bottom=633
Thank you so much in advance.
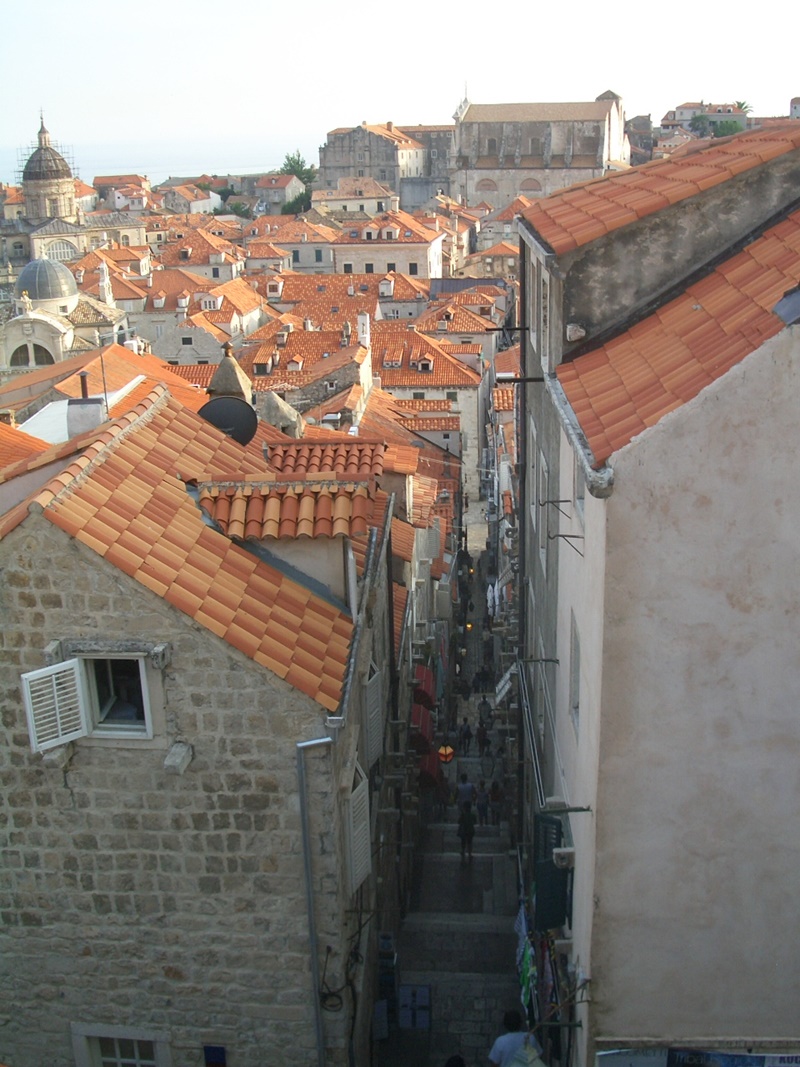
left=546, top=375, right=614, bottom=499
left=296, top=736, right=334, bottom=1067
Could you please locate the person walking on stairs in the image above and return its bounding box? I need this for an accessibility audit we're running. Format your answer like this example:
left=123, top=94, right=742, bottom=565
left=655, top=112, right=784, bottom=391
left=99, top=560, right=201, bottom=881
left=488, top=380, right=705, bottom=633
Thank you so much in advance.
left=488, top=1009, right=541, bottom=1066
left=458, top=801, right=476, bottom=861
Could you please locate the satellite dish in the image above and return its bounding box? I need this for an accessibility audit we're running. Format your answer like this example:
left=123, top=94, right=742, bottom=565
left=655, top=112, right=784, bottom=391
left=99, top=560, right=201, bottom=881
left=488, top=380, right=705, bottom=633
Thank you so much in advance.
left=198, top=396, right=258, bottom=446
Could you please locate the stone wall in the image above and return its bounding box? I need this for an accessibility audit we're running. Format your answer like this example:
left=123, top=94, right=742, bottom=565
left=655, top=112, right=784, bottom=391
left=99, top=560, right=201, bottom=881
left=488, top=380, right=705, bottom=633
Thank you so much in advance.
left=0, top=513, right=357, bottom=1066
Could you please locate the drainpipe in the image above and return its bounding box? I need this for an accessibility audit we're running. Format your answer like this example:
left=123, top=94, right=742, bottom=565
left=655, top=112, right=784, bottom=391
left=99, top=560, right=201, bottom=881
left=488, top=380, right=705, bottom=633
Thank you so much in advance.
left=296, top=736, right=334, bottom=1067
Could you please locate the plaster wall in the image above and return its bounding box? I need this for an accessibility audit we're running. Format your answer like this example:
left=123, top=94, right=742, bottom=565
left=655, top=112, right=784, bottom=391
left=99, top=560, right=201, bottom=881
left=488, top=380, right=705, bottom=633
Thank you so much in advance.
left=0, top=515, right=359, bottom=1066
left=591, top=327, right=800, bottom=1044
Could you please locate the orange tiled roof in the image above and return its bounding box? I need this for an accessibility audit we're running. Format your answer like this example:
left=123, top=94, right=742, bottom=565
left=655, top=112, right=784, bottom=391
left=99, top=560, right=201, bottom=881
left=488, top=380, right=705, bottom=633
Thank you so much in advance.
left=493, top=387, right=516, bottom=412
left=521, top=124, right=800, bottom=255
left=27, top=388, right=353, bottom=710
left=557, top=206, right=800, bottom=466
left=0, top=421, right=49, bottom=468
left=391, top=517, right=416, bottom=562
left=415, top=303, right=492, bottom=334
left=265, top=439, right=385, bottom=478
left=192, top=479, right=372, bottom=540
left=371, top=323, right=480, bottom=388
left=495, top=345, right=521, bottom=377
left=400, top=415, right=460, bottom=431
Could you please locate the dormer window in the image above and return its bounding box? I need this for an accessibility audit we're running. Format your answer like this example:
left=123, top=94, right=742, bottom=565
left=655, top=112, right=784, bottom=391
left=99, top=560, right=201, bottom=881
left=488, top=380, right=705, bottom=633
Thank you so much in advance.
left=180, top=248, right=191, bottom=260
left=418, top=360, right=433, bottom=372
left=365, top=231, right=375, bottom=240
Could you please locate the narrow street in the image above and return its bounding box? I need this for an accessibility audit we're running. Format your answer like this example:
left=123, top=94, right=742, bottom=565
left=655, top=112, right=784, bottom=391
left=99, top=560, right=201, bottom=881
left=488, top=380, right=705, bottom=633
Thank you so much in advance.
left=373, top=523, right=523, bottom=1067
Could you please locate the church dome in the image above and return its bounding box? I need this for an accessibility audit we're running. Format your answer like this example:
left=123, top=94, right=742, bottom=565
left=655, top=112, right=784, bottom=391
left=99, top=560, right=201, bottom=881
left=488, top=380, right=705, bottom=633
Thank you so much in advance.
left=22, top=119, right=72, bottom=182
left=15, top=258, right=78, bottom=301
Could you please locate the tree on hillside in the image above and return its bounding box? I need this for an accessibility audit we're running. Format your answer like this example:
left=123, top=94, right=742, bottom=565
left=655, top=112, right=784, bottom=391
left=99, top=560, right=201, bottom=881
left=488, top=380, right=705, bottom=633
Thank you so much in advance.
left=689, top=113, right=712, bottom=137
left=714, top=120, right=744, bottom=138
left=280, top=150, right=317, bottom=189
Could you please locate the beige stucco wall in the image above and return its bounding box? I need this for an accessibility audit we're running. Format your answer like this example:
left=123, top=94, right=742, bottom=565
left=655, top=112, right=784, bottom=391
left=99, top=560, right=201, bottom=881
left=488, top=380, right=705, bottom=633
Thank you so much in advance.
left=0, top=512, right=362, bottom=1066
left=588, top=327, right=800, bottom=1046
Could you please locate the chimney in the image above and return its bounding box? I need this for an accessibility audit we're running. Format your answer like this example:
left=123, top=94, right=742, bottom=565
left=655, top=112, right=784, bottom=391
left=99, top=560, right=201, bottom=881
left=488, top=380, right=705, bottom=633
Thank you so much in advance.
left=0, top=409, right=15, bottom=427
left=79, top=371, right=89, bottom=398
left=387, top=121, right=393, bottom=131
left=303, top=318, right=314, bottom=331
left=357, top=311, right=371, bottom=348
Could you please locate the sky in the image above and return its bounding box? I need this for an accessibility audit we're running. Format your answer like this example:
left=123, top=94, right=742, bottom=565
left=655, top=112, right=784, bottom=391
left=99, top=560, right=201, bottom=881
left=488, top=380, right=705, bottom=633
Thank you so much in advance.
left=1, top=0, right=796, bottom=186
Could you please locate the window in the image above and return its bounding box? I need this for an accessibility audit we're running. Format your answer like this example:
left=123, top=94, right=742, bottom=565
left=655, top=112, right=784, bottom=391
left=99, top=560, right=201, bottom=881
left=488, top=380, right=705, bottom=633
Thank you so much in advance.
left=409, top=263, right=418, bottom=276
left=21, top=644, right=170, bottom=753
left=343, top=263, right=353, bottom=274
left=363, top=663, right=383, bottom=767
left=365, top=263, right=374, bottom=273
left=537, top=450, right=549, bottom=568
left=212, top=267, right=220, bottom=278
left=325, top=380, right=338, bottom=392
left=431, top=149, right=438, bottom=159
left=71, top=1023, right=172, bottom=1067
left=387, top=262, right=396, bottom=273
left=487, top=137, right=497, bottom=154
left=345, top=761, right=371, bottom=895
left=357, top=152, right=364, bottom=162
left=569, top=613, right=581, bottom=737
left=446, top=391, right=457, bottom=401
left=413, top=391, right=425, bottom=399
left=315, top=249, right=323, bottom=262
left=574, top=453, right=585, bottom=524
left=366, top=231, right=374, bottom=240
left=181, top=337, right=193, bottom=346
left=292, top=250, right=300, bottom=263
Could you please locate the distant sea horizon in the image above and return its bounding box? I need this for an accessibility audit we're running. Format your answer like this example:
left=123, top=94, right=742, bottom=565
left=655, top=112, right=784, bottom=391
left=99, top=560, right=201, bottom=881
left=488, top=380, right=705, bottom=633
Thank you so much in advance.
left=0, top=135, right=319, bottom=188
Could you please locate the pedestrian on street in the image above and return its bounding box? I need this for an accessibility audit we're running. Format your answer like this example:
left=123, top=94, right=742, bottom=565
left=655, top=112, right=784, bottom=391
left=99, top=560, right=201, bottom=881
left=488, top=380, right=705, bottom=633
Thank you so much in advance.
left=477, top=693, right=492, bottom=725
left=457, top=801, right=476, bottom=861
left=456, top=773, right=476, bottom=811
left=476, top=779, right=489, bottom=826
left=476, top=720, right=489, bottom=757
left=489, top=1009, right=540, bottom=1067
left=459, top=716, right=473, bottom=755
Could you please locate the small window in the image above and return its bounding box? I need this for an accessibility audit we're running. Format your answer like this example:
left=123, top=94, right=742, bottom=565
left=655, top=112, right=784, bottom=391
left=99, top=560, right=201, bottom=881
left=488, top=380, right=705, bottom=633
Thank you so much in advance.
left=325, top=380, right=338, bottom=393
left=21, top=649, right=169, bottom=753
left=366, top=231, right=374, bottom=241
left=387, top=262, right=396, bottom=273
left=292, top=250, right=300, bottom=263
left=181, top=337, right=193, bottom=346
left=315, top=249, right=323, bottom=262
left=59, top=304, right=68, bottom=313
left=431, top=149, right=438, bottom=159
left=446, top=391, right=457, bottom=401
left=409, top=263, right=419, bottom=276
left=487, top=137, right=497, bottom=154
left=212, top=267, right=220, bottom=278
left=413, top=391, right=425, bottom=399
left=343, top=263, right=353, bottom=274
left=365, top=263, right=374, bottom=274
left=71, top=1023, right=171, bottom=1067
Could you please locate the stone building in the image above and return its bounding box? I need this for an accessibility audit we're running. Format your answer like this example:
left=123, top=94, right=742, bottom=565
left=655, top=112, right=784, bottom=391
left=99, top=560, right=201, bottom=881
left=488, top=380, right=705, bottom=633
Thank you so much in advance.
left=515, top=123, right=800, bottom=1063
left=0, top=386, right=406, bottom=1067
left=0, top=119, right=146, bottom=279
left=0, top=258, right=129, bottom=372
left=450, top=90, right=629, bottom=209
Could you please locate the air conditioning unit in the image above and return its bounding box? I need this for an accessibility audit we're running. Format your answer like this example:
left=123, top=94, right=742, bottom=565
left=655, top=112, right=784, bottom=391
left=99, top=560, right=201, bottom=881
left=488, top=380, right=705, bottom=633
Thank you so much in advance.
left=552, top=847, right=575, bottom=869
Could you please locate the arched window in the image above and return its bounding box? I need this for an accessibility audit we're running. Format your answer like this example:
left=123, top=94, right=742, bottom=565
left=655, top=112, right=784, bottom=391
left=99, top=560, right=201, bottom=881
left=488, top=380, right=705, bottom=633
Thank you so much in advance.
left=121, top=234, right=130, bottom=247
left=34, top=345, right=55, bottom=365
left=47, top=240, right=78, bottom=262
left=10, top=346, right=30, bottom=366
left=476, top=179, right=498, bottom=192
left=520, top=178, right=542, bottom=192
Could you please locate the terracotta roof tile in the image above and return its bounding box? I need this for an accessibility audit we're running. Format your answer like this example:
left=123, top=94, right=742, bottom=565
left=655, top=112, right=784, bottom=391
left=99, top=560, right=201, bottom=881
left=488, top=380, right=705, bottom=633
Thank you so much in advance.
left=522, top=125, right=800, bottom=254
left=558, top=206, right=800, bottom=466
left=19, top=389, right=354, bottom=709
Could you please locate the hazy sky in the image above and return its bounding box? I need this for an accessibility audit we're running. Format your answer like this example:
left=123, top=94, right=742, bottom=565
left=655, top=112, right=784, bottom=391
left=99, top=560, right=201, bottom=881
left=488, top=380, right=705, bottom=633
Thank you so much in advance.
left=2, top=0, right=796, bottom=184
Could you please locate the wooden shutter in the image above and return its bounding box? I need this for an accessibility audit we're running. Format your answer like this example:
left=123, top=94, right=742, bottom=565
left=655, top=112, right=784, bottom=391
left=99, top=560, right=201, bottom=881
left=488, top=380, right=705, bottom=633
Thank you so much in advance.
left=21, top=659, right=90, bottom=753
left=364, top=665, right=384, bottom=769
left=346, top=761, right=371, bottom=895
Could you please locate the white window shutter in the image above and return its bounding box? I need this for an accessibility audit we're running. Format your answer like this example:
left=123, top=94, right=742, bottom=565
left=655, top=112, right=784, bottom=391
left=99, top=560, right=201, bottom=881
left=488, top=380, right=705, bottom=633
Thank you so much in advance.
left=21, top=659, right=90, bottom=753
left=364, top=666, right=383, bottom=768
left=346, top=762, right=371, bottom=895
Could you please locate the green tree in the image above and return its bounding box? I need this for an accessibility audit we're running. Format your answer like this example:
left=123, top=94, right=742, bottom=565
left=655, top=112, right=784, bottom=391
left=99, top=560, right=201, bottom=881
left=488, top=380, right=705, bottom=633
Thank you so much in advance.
left=689, top=113, right=711, bottom=137
left=713, top=120, right=744, bottom=138
left=280, top=150, right=317, bottom=188
left=734, top=100, right=752, bottom=114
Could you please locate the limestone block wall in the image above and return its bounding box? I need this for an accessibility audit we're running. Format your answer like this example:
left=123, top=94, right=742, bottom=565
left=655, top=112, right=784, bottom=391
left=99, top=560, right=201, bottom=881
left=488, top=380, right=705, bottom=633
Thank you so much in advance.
left=0, top=515, right=355, bottom=1067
